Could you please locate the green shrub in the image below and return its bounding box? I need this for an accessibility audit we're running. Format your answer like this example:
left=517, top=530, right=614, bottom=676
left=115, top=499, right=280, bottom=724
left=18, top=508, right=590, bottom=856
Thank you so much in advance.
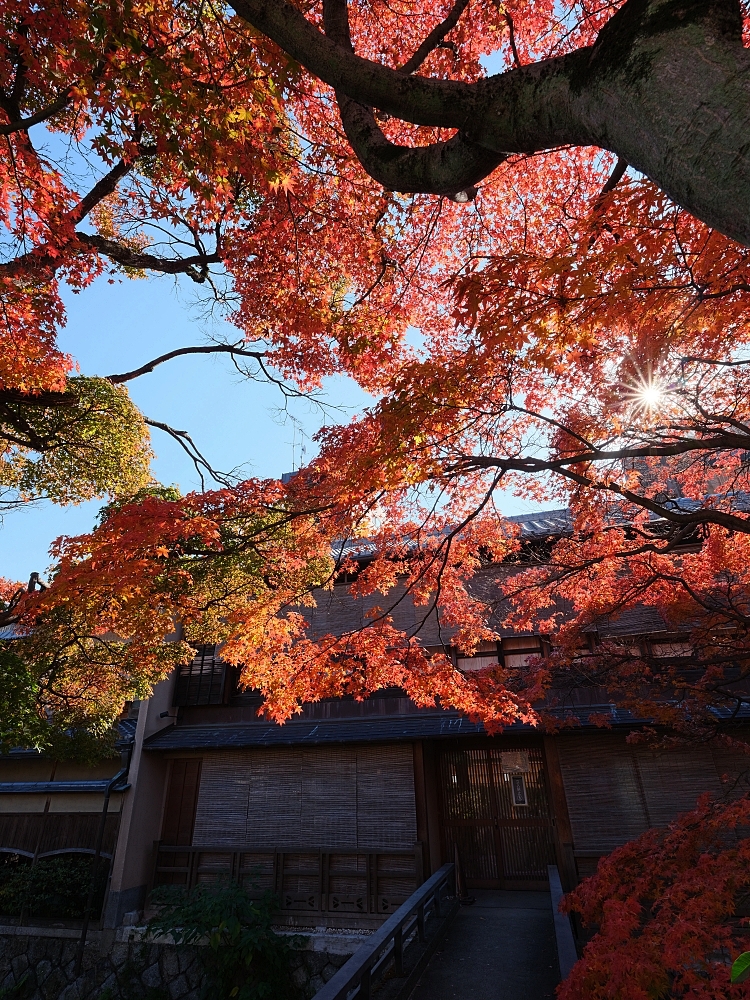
left=148, top=881, right=303, bottom=1000
left=0, top=853, right=108, bottom=919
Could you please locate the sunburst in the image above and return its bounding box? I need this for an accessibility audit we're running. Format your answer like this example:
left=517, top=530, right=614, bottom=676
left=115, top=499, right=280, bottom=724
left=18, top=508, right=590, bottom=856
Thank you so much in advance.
left=621, top=363, right=670, bottom=416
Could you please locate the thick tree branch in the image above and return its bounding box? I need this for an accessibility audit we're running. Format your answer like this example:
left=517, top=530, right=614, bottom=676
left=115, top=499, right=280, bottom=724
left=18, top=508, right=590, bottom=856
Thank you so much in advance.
left=455, top=430, right=750, bottom=478
left=69, top=156, right=138, bottom=226
left=0, top=88, right=73, bottom=136
left=400, top=0, right=470, bottom=75
left=335, top=96, right=507, bottom=194
left=599, top=156, right=628, bottom=196
left=323, top=0, right=506, bottom=194
left=230, top=0, right=750, bottom=246
left=504, top=10, right=522, bottom=69
left=78, top=234, right=222, bottom=280
left=107, top=344, right=266, bottom=384
left=231, top=0, right=583, bottom=140
left=0, top=235, right=221, bottom=282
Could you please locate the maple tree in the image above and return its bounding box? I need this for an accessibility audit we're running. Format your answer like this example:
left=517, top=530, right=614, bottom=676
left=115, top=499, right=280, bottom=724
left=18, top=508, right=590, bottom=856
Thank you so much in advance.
left=2, top=0, right=750, bottom=988
left=558, top=792, right=750, bottom=999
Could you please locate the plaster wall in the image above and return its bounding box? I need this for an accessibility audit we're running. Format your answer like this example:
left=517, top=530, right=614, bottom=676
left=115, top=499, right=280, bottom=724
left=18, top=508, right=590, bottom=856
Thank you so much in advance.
left=105, top=674, right=176, bottom=927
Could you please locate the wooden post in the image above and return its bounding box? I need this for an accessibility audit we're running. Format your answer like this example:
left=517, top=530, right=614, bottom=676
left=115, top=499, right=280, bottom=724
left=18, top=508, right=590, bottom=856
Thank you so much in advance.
left=359, top=967, right=371, bottom=999
left=543, top=736, right=578, bottom=891
left=412, top=742, right=430, bottom=879
left=421, top=742, right=444, bottom=875
left=393, top=926, right=404, bottom=976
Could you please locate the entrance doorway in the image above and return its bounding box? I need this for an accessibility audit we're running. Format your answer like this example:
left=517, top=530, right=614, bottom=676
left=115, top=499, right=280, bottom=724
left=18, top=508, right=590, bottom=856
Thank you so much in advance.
left=438, top=744, right=556, bottom=889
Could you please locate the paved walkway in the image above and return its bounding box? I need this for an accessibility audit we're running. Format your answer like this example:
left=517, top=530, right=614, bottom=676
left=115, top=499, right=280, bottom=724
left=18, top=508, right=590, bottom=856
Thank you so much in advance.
left=409, top=890, right=559, bottom=1000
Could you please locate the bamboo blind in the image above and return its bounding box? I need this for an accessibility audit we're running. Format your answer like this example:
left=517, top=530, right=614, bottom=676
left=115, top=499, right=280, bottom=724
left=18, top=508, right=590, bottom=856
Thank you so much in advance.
left=558, top=733, right=732, bottom=857
left=192, top=744, right=417, bottom=851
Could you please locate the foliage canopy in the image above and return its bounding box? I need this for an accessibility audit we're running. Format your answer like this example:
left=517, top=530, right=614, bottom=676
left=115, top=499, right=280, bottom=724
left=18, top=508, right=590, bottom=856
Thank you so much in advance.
left=2, top=0, right=750, bottom=991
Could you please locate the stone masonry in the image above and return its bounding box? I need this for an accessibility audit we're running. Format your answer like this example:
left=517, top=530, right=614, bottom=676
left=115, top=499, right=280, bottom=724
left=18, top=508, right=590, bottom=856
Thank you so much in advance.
left=0, top=927, right=355, bottom=1000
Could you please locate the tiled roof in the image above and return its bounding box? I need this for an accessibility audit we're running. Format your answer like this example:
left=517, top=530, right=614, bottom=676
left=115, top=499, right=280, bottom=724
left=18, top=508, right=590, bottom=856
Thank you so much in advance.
left=143, top=701, right=699, bottom=752
left=0, top=717, right=138, bottom=759
left=117, top=718, right=138, bottom=743
left=144, top=713, right=485, bottom=749
left=0, top=778, right=130, bottom=794
left=317, top=497, right=750, bottom=642
left=333, top=496, right=750, bottom=563
left=332, top=508, right=574, bottom=562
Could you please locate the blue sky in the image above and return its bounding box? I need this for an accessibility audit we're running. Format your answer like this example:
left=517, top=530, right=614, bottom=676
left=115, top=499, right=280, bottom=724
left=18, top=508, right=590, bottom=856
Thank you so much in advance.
left=0, top=271, right=370, bottom=582
left=1, top=267, right=548, bottom=582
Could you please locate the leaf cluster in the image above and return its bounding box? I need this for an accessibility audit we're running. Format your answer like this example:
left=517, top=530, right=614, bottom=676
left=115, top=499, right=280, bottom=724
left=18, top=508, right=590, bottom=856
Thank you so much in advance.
left=0, top=853, right=109, bottom=919
left=148, top=881, right=303, bottom=1000
left=0, top=642, right=118, bottom=760
left=0, top=376, right=153, bottom=504
left=560, top=792, right=750, bottom=999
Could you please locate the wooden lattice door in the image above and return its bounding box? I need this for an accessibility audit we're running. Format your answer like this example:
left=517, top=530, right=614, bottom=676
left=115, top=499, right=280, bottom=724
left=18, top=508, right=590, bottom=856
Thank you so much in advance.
left=438, top=745, right=556, bottom=889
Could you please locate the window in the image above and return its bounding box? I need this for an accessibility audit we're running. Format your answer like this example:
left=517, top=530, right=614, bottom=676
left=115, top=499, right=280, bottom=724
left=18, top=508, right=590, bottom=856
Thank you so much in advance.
left=501, top=636, right=543, bottom=670
left=455, top=636, right=545, bottom=673
left=456, top=641, right=500, bottom=672
left=173, top=645, right=226, bottom=706
left=651, top=641, right=692, bottom=659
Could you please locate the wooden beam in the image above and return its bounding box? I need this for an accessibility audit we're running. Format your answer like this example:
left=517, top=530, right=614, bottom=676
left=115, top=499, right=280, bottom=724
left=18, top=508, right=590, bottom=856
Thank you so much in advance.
left=543, top=736, right=578, bottom=892
left=421, top=742, right=444, bottom=876
left=412, top=742, right=430, bottom=879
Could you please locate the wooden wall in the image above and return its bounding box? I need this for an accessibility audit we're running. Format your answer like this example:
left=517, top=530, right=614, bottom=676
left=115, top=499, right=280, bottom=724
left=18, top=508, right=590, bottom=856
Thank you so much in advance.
left=161, top=759, right=202, bottom=846
left=0, top=812, right=120, bottom=858
left=191, top=744, right=417, bottom=851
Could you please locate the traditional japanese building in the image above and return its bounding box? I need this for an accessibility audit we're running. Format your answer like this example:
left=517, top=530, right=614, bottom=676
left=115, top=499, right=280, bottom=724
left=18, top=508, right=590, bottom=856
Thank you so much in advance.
left=1, top=507, right=748, bottom=934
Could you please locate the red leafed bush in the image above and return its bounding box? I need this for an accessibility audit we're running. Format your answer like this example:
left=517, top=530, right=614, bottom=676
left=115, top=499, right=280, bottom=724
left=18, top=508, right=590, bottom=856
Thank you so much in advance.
left=559, top=794, right=750, bottom=999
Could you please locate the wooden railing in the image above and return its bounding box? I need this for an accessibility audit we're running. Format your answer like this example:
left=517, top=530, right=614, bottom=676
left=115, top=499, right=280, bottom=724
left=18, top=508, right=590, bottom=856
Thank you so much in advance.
left=547, top=864, right=578, bottom=980
left=152, top=843, right=424, bottom=916
left=312, top=863, right=456, bottom=1000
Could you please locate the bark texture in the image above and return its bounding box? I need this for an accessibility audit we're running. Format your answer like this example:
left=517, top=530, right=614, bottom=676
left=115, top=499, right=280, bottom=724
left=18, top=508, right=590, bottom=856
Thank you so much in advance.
left=230, top=0, right=750, bottom=245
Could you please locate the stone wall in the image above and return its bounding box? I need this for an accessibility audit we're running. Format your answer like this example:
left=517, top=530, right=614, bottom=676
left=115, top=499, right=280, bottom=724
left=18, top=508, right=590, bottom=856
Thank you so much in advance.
left=0, top=927, right=356, bottom=1000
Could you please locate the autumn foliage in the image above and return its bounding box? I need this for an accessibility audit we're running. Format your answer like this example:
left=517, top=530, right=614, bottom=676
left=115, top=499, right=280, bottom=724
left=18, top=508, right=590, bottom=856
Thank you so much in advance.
left=2, top=0, right=750, bottom=989
left=560, top=792, right=750, bottom=999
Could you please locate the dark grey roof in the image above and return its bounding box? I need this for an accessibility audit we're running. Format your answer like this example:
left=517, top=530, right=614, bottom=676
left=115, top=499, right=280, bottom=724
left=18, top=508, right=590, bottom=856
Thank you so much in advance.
left=585, top=605, right=671, bottom=637
left=0, top=717, right=137, bottom=760
left=0, top=778, right=130, bottom=794
left=505, top=508, right=574, bottom=537
left=117, top=718, right=138, bottom=743
left=332, top=496, right=750, bottom=563
left=333, top=508, right=574, bottom=562
left=144, top=714, right=486, bottom=750
left=143, top=701, right=686, bottom=752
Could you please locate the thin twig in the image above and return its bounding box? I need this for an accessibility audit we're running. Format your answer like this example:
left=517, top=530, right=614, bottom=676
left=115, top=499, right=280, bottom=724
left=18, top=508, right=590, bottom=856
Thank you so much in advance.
left=144, top=418, right=237, bottom=490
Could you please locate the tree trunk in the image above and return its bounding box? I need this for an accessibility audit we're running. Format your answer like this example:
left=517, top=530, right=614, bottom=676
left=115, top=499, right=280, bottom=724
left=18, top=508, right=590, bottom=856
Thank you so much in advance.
left=231, top=0, right=750, bottom=246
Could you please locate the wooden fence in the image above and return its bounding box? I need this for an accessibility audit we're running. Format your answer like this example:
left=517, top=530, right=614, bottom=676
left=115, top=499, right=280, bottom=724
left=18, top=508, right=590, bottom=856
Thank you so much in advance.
left=0, top=812, right=120, bottom=859
left=312, top=863, right=456, bottom=1000
left=152, top=843, right=424, bottom=916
